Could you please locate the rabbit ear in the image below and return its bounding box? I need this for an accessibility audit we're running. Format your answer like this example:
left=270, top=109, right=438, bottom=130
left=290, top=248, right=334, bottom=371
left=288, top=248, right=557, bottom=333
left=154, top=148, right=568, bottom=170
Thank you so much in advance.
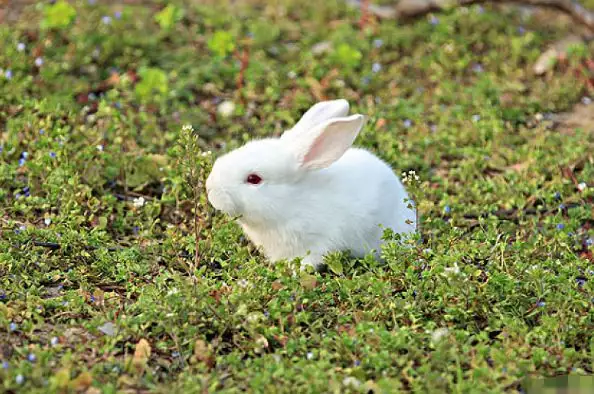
left=281, top=99, right=350, bottom=141
left=291, top=114, right=366, bottom=170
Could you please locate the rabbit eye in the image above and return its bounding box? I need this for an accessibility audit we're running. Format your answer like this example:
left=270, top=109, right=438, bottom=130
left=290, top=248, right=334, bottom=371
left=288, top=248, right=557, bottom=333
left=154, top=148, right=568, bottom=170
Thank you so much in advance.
left=246, top=173, right=262, bottom=185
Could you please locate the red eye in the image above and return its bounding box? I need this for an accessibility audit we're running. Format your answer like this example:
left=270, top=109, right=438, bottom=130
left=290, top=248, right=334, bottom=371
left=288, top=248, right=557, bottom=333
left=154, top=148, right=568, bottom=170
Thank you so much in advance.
left=246, top=173, right=262, bottom=185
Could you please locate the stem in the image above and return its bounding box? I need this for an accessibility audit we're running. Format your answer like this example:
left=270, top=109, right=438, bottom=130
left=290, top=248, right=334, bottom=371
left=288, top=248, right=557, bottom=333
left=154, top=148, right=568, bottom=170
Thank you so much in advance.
left=359, top=0, right=370, bottom=30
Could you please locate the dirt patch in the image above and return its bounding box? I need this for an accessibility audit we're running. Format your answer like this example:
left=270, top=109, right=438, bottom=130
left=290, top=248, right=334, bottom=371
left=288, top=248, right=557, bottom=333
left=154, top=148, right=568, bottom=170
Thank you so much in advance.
left=551, top=101, right=594, bottom=135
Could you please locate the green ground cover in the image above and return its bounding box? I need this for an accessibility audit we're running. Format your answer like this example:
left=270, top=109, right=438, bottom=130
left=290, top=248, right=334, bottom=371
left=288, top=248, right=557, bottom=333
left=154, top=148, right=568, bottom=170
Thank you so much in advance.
left=0, top=0, right=593, bottom=392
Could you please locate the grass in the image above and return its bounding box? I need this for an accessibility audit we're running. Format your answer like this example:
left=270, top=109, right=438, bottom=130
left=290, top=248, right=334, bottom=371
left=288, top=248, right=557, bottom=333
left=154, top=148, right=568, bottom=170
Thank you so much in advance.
left=1, top=0, right=593, bottom=392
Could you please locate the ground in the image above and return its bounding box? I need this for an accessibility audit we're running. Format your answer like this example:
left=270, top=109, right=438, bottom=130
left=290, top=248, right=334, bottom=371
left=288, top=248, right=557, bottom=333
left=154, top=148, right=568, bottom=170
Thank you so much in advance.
left=0, top=0, right=593, bottom=393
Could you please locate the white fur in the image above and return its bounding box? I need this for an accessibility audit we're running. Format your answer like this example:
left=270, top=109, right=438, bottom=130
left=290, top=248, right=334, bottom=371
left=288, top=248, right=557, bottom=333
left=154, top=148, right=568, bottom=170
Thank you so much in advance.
left=205, top=100, right=417, bottom=270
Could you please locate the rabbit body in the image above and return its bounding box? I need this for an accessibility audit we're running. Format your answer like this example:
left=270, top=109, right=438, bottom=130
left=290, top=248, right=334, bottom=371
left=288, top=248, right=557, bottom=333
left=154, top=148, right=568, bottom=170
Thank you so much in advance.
left=205, top=99, right=417, bottom=270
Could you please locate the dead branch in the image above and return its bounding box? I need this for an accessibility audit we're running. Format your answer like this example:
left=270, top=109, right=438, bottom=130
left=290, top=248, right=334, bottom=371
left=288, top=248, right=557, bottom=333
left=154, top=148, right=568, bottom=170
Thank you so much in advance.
left=346, top=0, right=594, bottom=33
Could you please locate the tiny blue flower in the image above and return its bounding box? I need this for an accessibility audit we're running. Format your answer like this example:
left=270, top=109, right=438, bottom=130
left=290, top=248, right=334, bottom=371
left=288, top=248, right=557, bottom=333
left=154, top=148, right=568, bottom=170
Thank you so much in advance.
left=35, top=57, right=43, bottom=67
left=576, top=278, right=586, bottom=287
left=9, top=322, right=17, bottom=331
left=16, top=374, right=24, bottom=385
left=360, top=76, right=371, bottom=86
left=18, top=158, right=26, bottom=167
left=102, top=16, right=112, bottom=25
left=1, top=361, right=8, bottom=369
left=0, top=291, right=5, bottom=300
left=472, top=63, right=483, bottom=73
left=264, top=310, right=270, bottom=317
left=372, top=62, right=382, bottom=73
left=172, top=351, right=180, bottom=358
left=582, top=96, right=592, bottom=105
left=429, top=15, right=439, bottom=25
left=27, top=353, right=36, bottom=362
left=444, top=205, right=451, bottom=214
left=49, top=151, right=56, bottom=158
left=373, top=38, right=383, bottom=48
left=17, top=42, right=26, bottom=52
left=23, top=186, right=29, bottom=193
left=553, top=191, right=561, bottom=200
left=354, top=359, right=361, bottom=367
left=0, top=145, right=3, bottom=153
left=559, top=204, right=566, bottom=210
left=537, top=301, right=546, bottom=307
left=403, top=119, right=412, bottom=128
left=16, top=193, right=22, bottom=199
left=472, top=114, right=481, bottom=122
left=5, top=69, right=12, bottom=79
left=50, top=337, right=59, bottom=346
left=586, top=238, right=593, bottom=246
left=114, top=11, right=122, bottom=19
left=556, top=223, right=565, bottom=230
left=90, top=295, right=96, bottom=302
left=517, top=26, right=526, bottom=35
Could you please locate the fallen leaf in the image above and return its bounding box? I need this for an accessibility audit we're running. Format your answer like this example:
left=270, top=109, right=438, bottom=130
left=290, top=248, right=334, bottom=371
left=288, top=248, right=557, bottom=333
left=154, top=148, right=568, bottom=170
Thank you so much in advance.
left=534, top=35, right=583, bottom=75
left=133, top=338, right=151, bottom=370
left=70, top=371, right=93, bottom=391
left=192, top=339, right=215, bottom=368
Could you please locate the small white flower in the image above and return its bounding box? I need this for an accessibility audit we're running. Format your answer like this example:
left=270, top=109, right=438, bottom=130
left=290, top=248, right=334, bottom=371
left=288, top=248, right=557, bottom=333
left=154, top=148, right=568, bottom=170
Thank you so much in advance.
left=342, top=377, right=362, bottom=389
left=96, top=144, right=104, bottom=152
left=306, top=352, right=314, bottom=360
left=217, top=101, right=236, bottom=117
left=44, top=217, right=51, bottom=226
left=237, top=279, right=249, bottom=288
left=444, top=262, right=460, bottom=275
left=133, top=196, right=146, bottom=208
left=577, top=182, right=587, bottom=192
left=431, top=327, right=449, bottom=344
left=17, top=42, right=25, bottom=52
left=182, top=124, right=194, bottom=132
left=166, top=288, right=178, bottom=296
left=287, top=70, right=297, bottom=79
left=201, top=151, right=212, bottom=157
left=35, top=57, right=44, bottom=67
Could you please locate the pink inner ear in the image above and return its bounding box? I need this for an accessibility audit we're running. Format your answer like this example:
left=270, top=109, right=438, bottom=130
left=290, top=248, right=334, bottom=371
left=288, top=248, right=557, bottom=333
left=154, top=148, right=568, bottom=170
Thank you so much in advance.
left=299, top=118, right=361, bottom=170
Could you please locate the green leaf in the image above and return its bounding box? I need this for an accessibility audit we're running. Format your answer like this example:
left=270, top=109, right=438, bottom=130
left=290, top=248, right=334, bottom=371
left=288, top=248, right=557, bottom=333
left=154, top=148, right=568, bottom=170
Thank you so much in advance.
left=155, top=5, right=184, bottom=31
left=208, top=31, right=236, bottom=57
left=42, top=1, right=77, bottom=30
left=135, top=67, right=168, bottom=101
left=331, top=43, right=362, bottom=69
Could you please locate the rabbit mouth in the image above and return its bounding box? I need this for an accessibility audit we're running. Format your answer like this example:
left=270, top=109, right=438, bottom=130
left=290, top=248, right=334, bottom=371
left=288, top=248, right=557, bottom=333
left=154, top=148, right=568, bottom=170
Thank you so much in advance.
left=207, top=189, right=238, bottom=215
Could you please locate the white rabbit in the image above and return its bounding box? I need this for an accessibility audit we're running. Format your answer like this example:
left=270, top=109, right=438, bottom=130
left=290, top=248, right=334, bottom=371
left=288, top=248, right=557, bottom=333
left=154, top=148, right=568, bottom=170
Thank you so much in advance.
left=205, top=99, right=417, bottom=270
